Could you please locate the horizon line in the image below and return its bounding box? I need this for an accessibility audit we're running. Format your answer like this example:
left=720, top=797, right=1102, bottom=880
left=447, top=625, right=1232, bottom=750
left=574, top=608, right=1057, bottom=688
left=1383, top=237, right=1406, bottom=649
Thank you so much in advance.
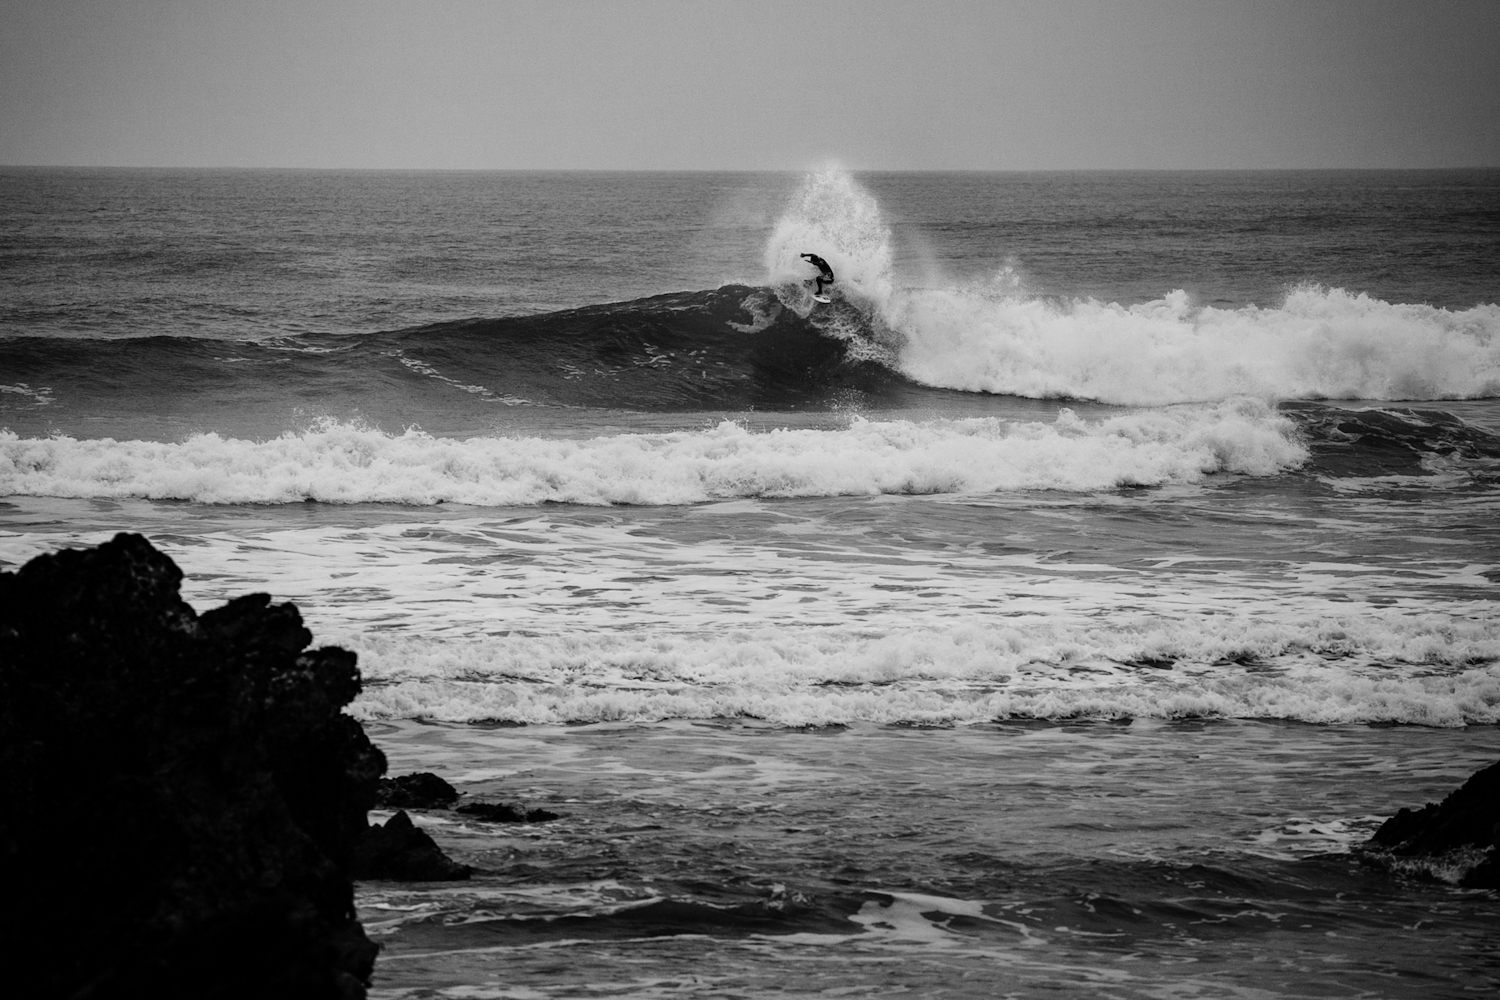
left=5, top=164, right=1500, bottom=174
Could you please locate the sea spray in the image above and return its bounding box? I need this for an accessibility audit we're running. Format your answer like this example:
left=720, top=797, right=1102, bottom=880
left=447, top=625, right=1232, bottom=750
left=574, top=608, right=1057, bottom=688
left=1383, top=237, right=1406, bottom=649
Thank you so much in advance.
left=762, top=167, right=897, bottom=308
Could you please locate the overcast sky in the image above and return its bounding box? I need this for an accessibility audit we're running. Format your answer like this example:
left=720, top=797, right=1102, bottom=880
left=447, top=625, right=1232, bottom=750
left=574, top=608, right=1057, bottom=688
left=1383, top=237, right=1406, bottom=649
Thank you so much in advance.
left=2, top=0, right=1497, bottom=170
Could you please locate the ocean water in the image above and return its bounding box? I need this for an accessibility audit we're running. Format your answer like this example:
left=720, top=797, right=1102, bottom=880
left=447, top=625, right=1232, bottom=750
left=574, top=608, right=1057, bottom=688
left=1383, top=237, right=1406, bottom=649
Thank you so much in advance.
left=3, top=166, right=1500, bottom=997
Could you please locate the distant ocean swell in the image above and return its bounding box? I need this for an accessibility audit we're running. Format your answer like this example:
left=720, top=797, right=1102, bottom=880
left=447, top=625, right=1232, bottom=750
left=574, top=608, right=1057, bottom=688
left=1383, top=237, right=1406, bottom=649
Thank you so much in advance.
left=344, top=616, right=1500, bottom=727
left=1, top=400, right=1308, bottom=504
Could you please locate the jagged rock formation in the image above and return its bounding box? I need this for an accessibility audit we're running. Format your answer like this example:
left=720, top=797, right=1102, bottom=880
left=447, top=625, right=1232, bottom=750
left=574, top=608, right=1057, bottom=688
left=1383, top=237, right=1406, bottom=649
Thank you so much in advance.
left=456, top=801, right=561, bottom=823
left=0, top=533, right=386, bottom=999
left=376, top=770, right=563, bottom=824
left=1360, top=760, right=1500, bottom=889
left=351, top=810, right=472, bottom=881
left=374, top=771, right=460, bottom=810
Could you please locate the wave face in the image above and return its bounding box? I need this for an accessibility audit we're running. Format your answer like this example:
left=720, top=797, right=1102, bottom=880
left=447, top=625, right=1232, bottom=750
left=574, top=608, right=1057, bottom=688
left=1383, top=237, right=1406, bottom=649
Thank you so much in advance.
left=1287, top=402, right=1500, bottom=478
left=0, top=285, right=909, bottom=423
left=381, top=284, right=912, bottom=411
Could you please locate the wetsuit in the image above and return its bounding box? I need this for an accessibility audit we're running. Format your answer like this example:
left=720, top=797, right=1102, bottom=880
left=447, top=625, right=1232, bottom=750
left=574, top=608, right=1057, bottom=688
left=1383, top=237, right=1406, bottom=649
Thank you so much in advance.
left=800, top=253, right=835, bottom=296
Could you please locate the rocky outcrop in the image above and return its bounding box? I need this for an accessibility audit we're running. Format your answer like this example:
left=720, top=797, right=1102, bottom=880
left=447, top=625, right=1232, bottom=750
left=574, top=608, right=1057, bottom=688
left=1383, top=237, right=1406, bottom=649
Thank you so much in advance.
left=351, top=810, right=472, bottom=881
left=352, top=771, right=561, bottom=880
left=1360, top=760, right=1500, bottom=889
left=374, top=772, right=460, bottom=810
left=0, top=534, right=387, bottom=999
left=374, top=770, right=563, bottom=824
left=457, top=801, right=561, bottom=823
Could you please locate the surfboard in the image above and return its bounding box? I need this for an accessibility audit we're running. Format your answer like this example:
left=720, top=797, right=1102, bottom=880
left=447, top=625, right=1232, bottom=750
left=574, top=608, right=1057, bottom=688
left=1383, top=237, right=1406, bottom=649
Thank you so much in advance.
left=812, top=293, right=832, bottom=304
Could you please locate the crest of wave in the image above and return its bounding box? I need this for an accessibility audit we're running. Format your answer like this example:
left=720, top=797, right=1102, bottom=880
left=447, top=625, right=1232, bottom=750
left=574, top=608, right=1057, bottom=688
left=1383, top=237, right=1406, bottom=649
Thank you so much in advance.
left=762, top=166, right=896, bottom=309
left=892, top=284, right=1500, bottom=405
left=762, top=169, right=1500, bottom=405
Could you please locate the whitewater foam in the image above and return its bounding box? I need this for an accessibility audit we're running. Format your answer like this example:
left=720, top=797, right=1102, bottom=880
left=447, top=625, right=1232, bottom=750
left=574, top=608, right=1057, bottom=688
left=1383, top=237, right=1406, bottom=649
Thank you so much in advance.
left=344, top=620, right=1500, bottom=728
left=892, top=284, right=1500, bottom=405
left=0, top=400, right=1305, bottom=506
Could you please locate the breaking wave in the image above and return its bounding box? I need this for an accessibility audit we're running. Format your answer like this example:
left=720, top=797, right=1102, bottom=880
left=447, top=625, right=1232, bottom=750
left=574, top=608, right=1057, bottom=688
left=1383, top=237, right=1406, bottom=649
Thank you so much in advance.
left=9, top=393, right=1499, bottom=505
left=345, top=615, right=1500, bottom=727
left=0, top=399, right=1306, bottom=505
left=2, top=171, right=1496, bottom=425
left=775, top=168, right=1500, bottom=406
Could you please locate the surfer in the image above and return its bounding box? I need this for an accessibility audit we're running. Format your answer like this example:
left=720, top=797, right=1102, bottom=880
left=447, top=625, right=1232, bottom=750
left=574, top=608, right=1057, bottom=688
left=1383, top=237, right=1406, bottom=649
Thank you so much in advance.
left=800, top=253, right=835, bottom=298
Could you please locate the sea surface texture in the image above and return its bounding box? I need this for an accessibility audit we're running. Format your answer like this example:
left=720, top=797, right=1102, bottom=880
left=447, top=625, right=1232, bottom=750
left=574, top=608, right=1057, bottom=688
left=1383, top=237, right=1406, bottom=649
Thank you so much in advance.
left=3, top=167, right=1499, bottom=997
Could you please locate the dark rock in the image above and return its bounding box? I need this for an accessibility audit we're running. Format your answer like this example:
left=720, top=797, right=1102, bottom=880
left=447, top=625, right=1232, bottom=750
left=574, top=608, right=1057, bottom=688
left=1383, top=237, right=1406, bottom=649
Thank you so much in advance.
left=1361, top=759, right=1500, bottom=889
left=0, top=534, right=384, bottom=999
left=375, top=772, right=459, bottom=810
left=351, top=811, right=471, bottom=881
left=456, top=801, right=561, bottom=823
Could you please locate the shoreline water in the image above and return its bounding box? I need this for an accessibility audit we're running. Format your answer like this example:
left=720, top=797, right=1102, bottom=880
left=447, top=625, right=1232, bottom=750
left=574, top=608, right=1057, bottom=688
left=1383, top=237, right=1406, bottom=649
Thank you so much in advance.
left=359, top=717, right=1500, bottom=998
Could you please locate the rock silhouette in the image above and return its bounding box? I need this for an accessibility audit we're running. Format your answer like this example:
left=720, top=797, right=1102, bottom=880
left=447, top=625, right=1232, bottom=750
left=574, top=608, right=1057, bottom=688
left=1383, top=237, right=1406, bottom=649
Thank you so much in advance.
left=1361, top=759, right=1500, bottom=889
left=374, top=772, right=460, bottom=810
left=351, top=810, right=472, bottom=881
left=0, top=534, right=390, bottom=999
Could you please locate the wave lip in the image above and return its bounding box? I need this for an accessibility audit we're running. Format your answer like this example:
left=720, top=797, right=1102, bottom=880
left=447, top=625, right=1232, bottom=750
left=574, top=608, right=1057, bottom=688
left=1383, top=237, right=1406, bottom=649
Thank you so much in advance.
left=0, top=400, right=1307, bottom=506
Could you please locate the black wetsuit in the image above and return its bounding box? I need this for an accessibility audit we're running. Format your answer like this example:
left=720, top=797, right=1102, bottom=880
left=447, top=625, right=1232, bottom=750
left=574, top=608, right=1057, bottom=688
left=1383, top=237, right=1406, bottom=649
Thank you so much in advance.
left=801, top=253, right=835, bottom=296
